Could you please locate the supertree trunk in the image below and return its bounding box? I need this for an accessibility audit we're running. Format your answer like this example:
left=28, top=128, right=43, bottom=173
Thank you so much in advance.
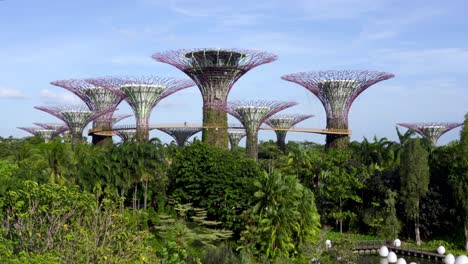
left=246, top=128, right=259, bottom=160
left=136, top=115, right=150, bottom=143
left=71, top=132, right=84, bottom=145
left=203, top=104, right=228, bottom=147
left=274, top=130, right=288, bottom=152
left=326, top=116, right=349, bottom=149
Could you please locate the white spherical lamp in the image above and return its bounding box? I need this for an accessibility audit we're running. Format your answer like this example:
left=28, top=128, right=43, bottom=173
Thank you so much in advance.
left=396, top=258, right=407, bottom=264
left=380, top=258, right=390, bottom=264
left=455, top=255, right=468, bottom=264
left=393, top=239, right=401, bottom=247
left=388, top=252, right=397, bottom=263
left=437, top=246, right=446, bottom=255
left=379, top=246, right=389, bottom=257
left=445, top=254, right=455, bottom=264
left=325, top=239, right=332, bottom=249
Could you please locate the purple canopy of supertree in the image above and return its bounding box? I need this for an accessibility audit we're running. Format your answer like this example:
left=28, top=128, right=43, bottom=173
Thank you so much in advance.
left=397, top=122, right=463, bottom=146
left=227, top=128, right=246, bottom=150
left=152, top=48, right=277, bottom=148
left=115, top=129, right=137, bottom=142
left=265, top=113, right=314, bottom=152
left=219, top=100, right=297, bottom=159
left=33, top=122, right=68, bottom=135
left=34, top=105, right=116, bottom=145
left=281, top=70, right=394, bottom=148
left=17, top=127, right=61, bottom=142
left=87, top=76, right=194, bottom=142
left=51, top=79, right=127, bottom=144
left=157, top=127, right=202, bottom=147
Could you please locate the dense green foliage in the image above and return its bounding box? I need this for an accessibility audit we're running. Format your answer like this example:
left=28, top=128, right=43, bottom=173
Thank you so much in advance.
left=400, top=138, right=430, bottom=245
left=0, top=120, right=466, bottom=263
left=449, top=114, right=468, bottom=251
left=168, top=141, right=263, bottom=235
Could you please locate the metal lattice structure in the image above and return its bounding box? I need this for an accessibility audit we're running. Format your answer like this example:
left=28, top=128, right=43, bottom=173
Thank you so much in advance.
left=87, top=76, right=194, bottom=142
left=152, top=48, right=277, bottom=148
left=397, top=122, right=463, bottom=145
left=115, top=129, right=137, bottom=142
left=34, top=122, right=68, bottom=132
left=265, top=114, right=314, bottom=152
left=157, top=127, right=202, bottom=147
left=17, top=127, right=61, bottom=142
left=34, top=105, right=116, bottom=145
left=111, top=114, right=132, bottom=126
left=220, top=100, right=297, bottom=159
left=51, top=79, right=126, bottom=144
left=228, top=128, right=246, bottom=150
left=282, top=70, right=394, bottom=148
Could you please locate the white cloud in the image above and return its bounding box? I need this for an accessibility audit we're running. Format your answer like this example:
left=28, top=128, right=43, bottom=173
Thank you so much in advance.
left=39, top=89, right=83, bottom=105
left=292, top=0, right=388, bottom=20
left=0, top=87, right=26, bottom=99
left=355, top=6, right=447, bottom=42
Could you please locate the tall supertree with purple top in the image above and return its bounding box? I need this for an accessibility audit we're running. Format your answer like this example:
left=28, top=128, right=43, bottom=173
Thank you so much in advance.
left=265, top=114, right=314, bottom=152
left=34, top=105, right=116, bottom=145
left=152, top=48, right=277, bottom=148
left=228, top=128, right=246, bottom=150
left=282, top=70, right=394, bottom=148
left=17, top=126, right=64, bottom=142
left=397, top=122, right=463, bottom=146
left=88, top=76, right=194, bottom=142
left=158, top=127, right=202, bottom=147
left=51, top=79, right=126, bottom=144
left=219, top=100, right=297, bottom=159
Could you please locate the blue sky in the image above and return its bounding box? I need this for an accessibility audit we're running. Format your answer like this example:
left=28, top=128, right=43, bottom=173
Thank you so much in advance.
left=1, top=0, right=467, bottom=146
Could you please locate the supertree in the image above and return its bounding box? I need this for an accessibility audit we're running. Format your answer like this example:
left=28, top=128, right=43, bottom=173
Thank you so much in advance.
left=282, top=70, right=394, bottom=148
left=34, top=122, right=68, bottom=133
left=87, top=76, right=194, bottom=142
left=34, top=105, right=116, bottom=145
left=17, top=126, right=63, bottom=142
left=397, top=122, right=463, bottom=146
left=228, top=128, right=246, bottom=150
left=115, top=129, right=137, bottom=142
left=157, top=127, right=202, bottom=147
left=50, top=79, right=126, bottom=144
left=265, top=114, right=314, bottom=152
left=152, top=48, right=277, bottom=148
left=220, top=100, right=297, bottom=159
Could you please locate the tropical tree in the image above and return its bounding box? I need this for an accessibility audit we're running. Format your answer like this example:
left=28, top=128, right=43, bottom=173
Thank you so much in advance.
left=449, top=114, right=468, bottom=251
left=241, top=171, right=320, bottom=259
left=400, top=138, right=430, bottom=246
left=319, top=149, right=369, bottom=233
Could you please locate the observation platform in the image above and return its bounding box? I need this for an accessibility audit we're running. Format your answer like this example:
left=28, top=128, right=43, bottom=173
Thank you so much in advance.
left=89, top=123, right=351, bottom=136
